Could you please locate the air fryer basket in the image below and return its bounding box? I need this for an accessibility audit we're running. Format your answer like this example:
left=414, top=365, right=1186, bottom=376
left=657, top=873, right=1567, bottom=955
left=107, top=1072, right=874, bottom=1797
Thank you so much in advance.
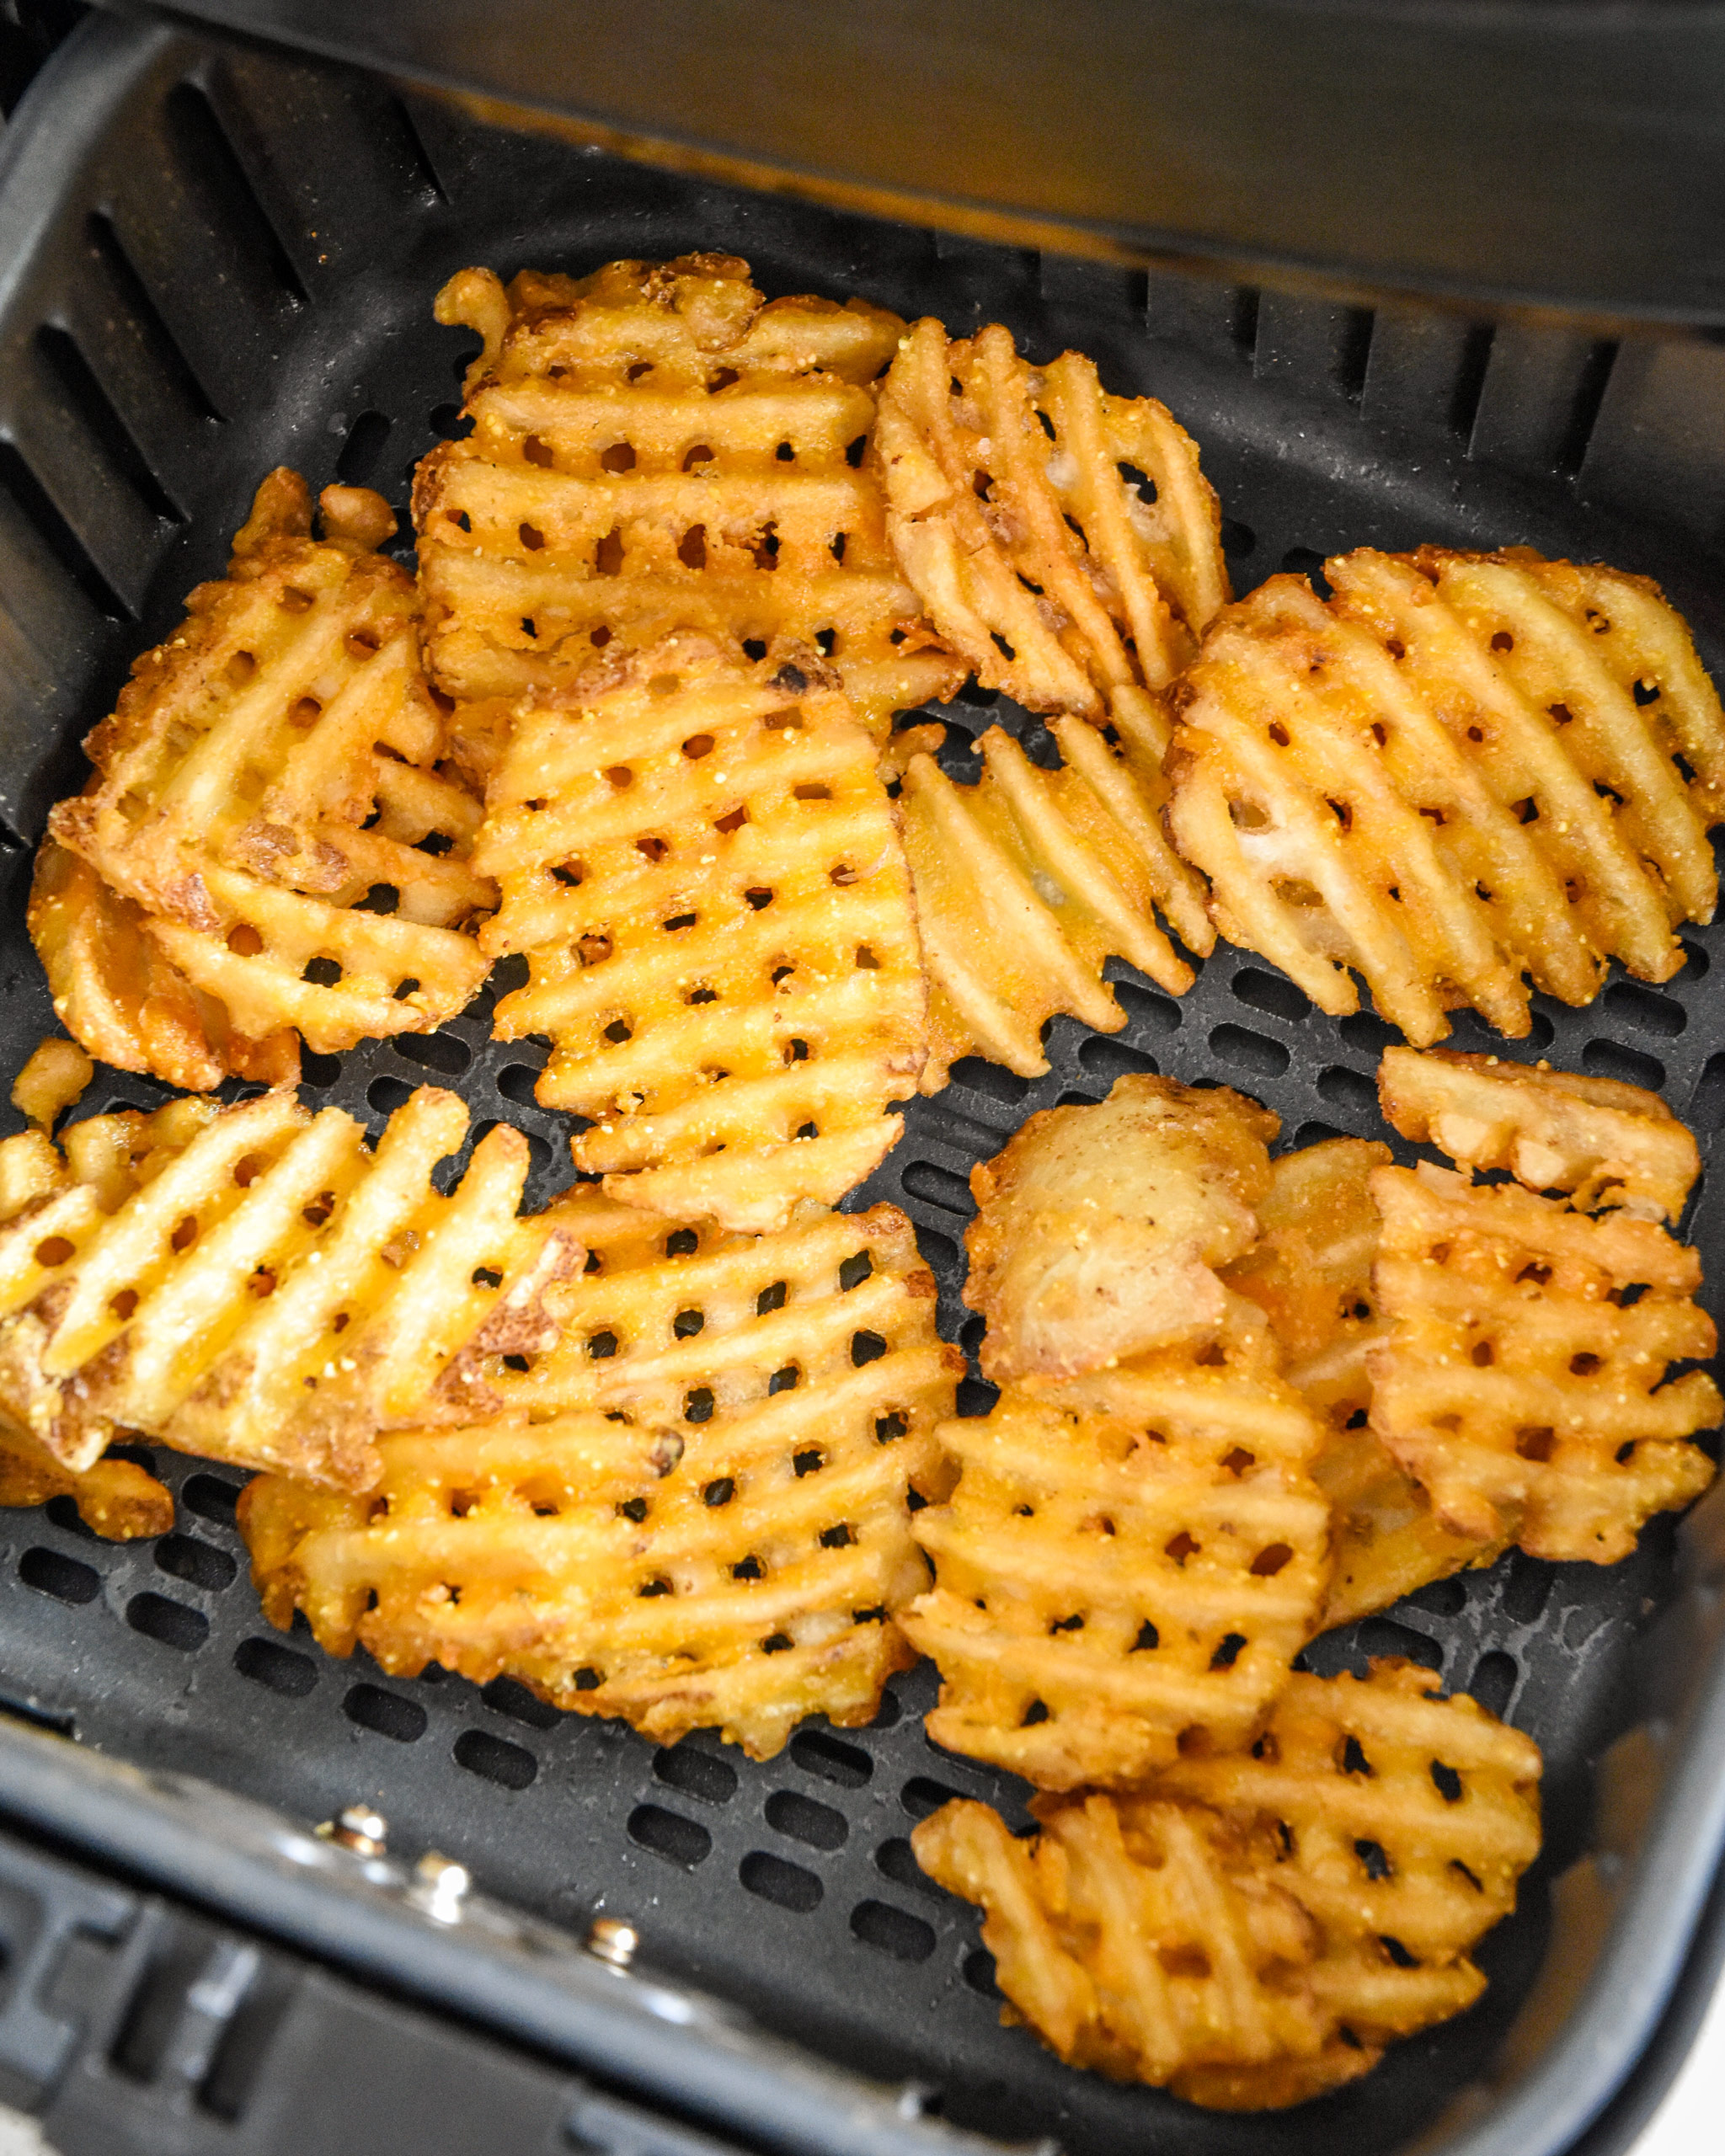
left=2, top=14, right=1725, bottom=2155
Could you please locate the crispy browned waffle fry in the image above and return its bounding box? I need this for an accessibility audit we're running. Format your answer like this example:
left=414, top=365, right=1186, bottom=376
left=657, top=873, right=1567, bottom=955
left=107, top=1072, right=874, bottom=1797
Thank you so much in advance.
left=1367, top=1161, right=1718, bottom=1558
left=875, top=318, right=1227, bottom=714
left=1223, top=1137, right=1507, bottom=1625
left=243, top=1196, right=961, bottom=1755
left=473, top=636, right=925, bottom=1231
left=964, top=1075, right=1276, bottom=1382
left=899, top=698, right=1212, bottom=1090
left=900, top=1315, right=1332, bottom=1790
left=43, top=471, right=492, bottom=1080
left=0, top=1434, right=171, bottom=1540
left=415, top=256, right=964, bottom=739
left=1380, top=1044, right=1700, bottom=1223
left=1167, top=548, right=1725, bottom=1045
left=0, top=1086, right=572, bottom=1487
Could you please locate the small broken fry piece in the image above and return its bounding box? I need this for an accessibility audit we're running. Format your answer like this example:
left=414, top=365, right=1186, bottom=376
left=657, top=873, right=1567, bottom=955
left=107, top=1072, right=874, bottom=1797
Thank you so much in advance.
left=10, top=1036, right=93, bottom=1130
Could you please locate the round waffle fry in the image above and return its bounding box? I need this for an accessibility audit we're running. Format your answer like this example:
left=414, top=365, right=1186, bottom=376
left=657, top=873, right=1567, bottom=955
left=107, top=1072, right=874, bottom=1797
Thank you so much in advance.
left=874, top=318, right=1227, bottom=713
left=414, top=255, right=964, bottom=740
left=964, top=1075, right=1276, bottom=1382
left=899, top=694, right=1212, bottom=1091
left=43, top=471, right=494, bottom=1075
left=243, top=1195, right=961, bottom=1757
left=1379, top=1043, right=1700, bottom=1224
left=1367, top=1161, right=1718, bottom=1558
left=473, top=636, right=927, bottom=1231
left=901, top=1313, right=1332, bottom=1790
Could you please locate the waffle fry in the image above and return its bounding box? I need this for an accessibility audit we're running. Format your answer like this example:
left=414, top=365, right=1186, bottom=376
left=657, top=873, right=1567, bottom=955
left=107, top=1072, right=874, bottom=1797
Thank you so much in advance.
left=0, top=1086, right=573, bottom=1487
left=1380, top=1044, right=1700, bottom=1224
left=900, top=696, right=1212, bottom=1089
left=1167, top=548, right=1725, bottom=1045
left=415, top=256, right=964, bottom=739
left=901, top=1316, right=1332, bottom=1790
left=1367, top=1162, right=1718, bottom=1558
left=965, top=1075, right=1276, bottom=1382
left=474, top=636, right=925, bottom=1230
left=44, top=471, right=493, bottom=1077
left=1223, top=1138, right=1507, bottom=1625
left=10, top=1037, right=93, bottom=1131
left=874, top=319, right=1227, bottom=714
left=244, top=1197, right=961, bottom=1754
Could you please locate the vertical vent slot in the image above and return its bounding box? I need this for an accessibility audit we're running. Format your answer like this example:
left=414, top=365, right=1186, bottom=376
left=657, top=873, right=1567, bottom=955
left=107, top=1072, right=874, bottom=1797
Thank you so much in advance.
left=164, top=82, right=309, bottom=312
left=85, top=211, right=223, bottom=424
left=0, top=438, right=130, bottom=622
left=35, top=324, right=185, bottom=526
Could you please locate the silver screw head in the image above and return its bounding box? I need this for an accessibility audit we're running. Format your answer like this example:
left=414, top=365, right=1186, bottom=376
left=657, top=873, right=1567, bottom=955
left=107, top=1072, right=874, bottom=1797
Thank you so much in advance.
left=318, top=1804, right=387, bottom=1856
left=410, top=1851, right=471, bottom=1924
left=586, top=1916, right=638, bottom=1967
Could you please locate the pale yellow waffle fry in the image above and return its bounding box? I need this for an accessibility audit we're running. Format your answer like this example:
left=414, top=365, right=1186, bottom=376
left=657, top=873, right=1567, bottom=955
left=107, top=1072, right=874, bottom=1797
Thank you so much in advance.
left=1367, top=1161, right=1718, bottom=1559
left=414, top=255, right=964, bottom=739
left=44, top=470, right=492, bottom=1074
left=899, top=696, right=1212, bottom=1091
left=1380, top=1044, right=1700, bottom=1224
left=0, top=1086, right=572, bottom=1487
left=1223, top=1137, right=1508, bottom=1626
left=964, top=1075, right=1276, bottom=1382
left=473, top=637, right=926, bottom=1232
left=10, top=1037, right=92, bottom=1131
left=874, top=318, right=1228, bottom=714
left=243, top=1196, right=962, bottom=1755
left=900, top=1319, right=1332, bottom=1790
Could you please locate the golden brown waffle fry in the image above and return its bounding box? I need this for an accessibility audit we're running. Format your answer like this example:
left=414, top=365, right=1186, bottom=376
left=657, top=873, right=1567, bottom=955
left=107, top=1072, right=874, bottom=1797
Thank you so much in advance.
left=874, top=318, right=1228, bottom=714
left=1223, top=1137, right=1506, bottom=1625
left=45, top=471, right=492, bottom=1075
left=244, top=1196, right=961, bottom=1755
left=1380, top=1044, right=1700, bottom=1224
left=899, top=697, right=1212, bottom=1091
left=473, top=636, right=926, bottom=1231
left=900, top=1318, right=1332, bottom=1790
left=964, top=1075, right=1276, bottom=1382
left=1167, top=548, right=1725, bottom=1045
left=415, top=256, right=964, bottom=739
left=1367, top=1161, right=1718, bottom=1559
left=0, top=1433, right=171, bottom=1540
left=10, top=1037, right=92, bottom=1131
left=0, top=1086, right=572, bottom=1487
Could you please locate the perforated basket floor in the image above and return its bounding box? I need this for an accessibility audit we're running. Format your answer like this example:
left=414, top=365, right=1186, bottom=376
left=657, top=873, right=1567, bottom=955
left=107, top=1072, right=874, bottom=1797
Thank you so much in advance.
left=2, top=16, right=1725, bottom=2156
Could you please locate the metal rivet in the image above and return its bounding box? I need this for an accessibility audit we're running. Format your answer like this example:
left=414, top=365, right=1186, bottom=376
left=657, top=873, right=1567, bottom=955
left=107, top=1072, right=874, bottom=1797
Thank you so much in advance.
left=317, top=1804, right=387, bottom=1856
left=586, top=1916, right=638, bottom=1967
left=409, top=1851, right=470, bottom=1924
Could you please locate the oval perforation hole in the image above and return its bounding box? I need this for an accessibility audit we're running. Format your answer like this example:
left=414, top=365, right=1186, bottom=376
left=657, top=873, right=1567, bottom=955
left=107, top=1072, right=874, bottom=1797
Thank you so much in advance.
left=789, top=1729, right=873, bottom=1786
left=764, top=1790, right=847, bottom=1850
left=1208, top=1022, right=1291, bottom=1078
left=180, top=1473, right=242, bottom=1531
left=343, top=1682, right=427, bottom=1742
left=654, top=1743, right=739, bottom=1806
left=232, top=1636, right=317, bottom=1696
left=154, top=1534, right=236, bottom=1593
left=740, top=1850, right=821, bottom=1911
left=126, top=1592, right=208, bottom=1652
left=19, top=1547, right=99, bottom=1605
left=480, top=1675, right=560, bottom=1730
left=454, top=1729, right=537, bottom=1790
left=849, top=1900, right=936, bottom=1962
left=394, top=1030, right=473, bottom=1075
left=629, top=1804, right=711, bottom=1869
left=901, top=1775, right=967, bottom=1820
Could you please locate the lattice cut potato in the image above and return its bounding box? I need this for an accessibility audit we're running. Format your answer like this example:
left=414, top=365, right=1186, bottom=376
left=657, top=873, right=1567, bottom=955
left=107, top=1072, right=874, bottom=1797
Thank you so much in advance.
left=965, top=1074, right=1276, bottom=1382
left=875, top=318, right=1228, bottom=714
left=900, top=1317, right=1332, bottom=1790
left=1380, top=1044, right=1700, bottom=1224
left=245, top=1196, right=961, bottom=1755
left=0, top=1086, right=573, bottom=1487
left=1167, top=548, right=1725, bottom=1046
left=474, top=636, right=925, bottom=1231
left=1367, top=1161, right=1718, bottom=1560
left=900, top=694, right=1212, bottom=1091
left=42, top=470, right=493, bottom=1083
left=414, top=255, right=964, bottom=739
left=1223, top=1136, right=1509, bottom=1626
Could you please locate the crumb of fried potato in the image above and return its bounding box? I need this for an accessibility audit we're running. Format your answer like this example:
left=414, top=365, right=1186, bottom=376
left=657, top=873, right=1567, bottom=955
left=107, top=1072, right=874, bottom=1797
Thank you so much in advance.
left=12, top=1036, right=93, bottom=1129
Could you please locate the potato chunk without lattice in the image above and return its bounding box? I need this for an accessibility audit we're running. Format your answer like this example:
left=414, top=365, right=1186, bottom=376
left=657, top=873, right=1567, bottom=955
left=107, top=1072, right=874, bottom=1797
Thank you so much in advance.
left=0, top=1086, right=573, bottom=1487
left=899, top=695, right=1212, bottom=1090
left=900, top=1317, right=1332, bottom=1790
left=42, top=471, right=493, bottom=1080
left=1367, top=1162, right=1717, bottom=1559
left=1166, top=548, right=1725, bottom=1046
left=244, top=1196, right=960, bottom=1755
left=875, top=318, right=1228, bottom=714
left=414, top=256, right=964, bottom=739
left=473, top=637, right=926, bottom=1231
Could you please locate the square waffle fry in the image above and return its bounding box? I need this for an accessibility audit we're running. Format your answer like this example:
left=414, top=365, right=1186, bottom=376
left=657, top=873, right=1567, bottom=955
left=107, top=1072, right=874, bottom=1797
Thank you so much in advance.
left=0, top=1086, right=573, bottom=1487
left=414, top=256, right=964, bottom=739
left=899, top=694, right=1213, bottom=1090
left=964, top=1075, right=1276, bottom=1383
left=1223, top=1138, right=1508, bottom=1627
left=874, top=318, right=1228, bottom=714
left=473, top=636, right=926, bottom=1231
left=900, top=1312, right=1332, bottom=1790
left=1380, top=1043, right=1700, bottom=1224
left=1167, top=547, right=1725, bottom=1045
left=1367, top=1161, right=1718, bottom=1559
left=243, top=1197, right=962, bottom=1756
left=44, top=470, right=493, bottom=1080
